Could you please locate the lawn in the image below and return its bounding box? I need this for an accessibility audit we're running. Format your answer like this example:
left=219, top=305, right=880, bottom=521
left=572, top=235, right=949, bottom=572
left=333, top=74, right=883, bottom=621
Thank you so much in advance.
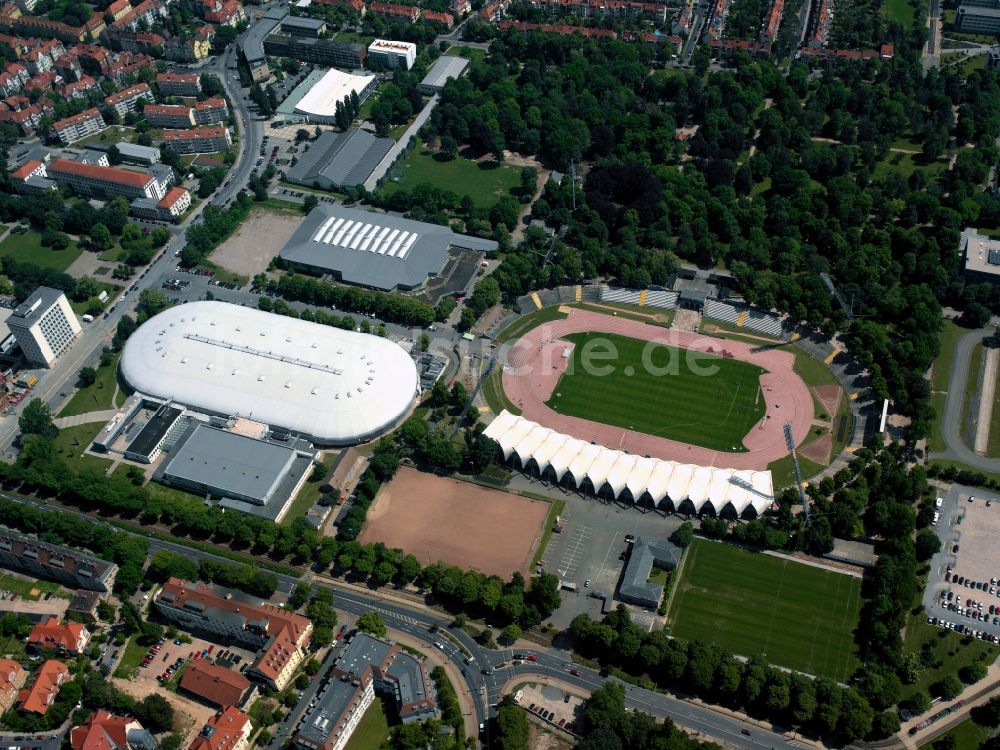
left=882, top=0, right=915, bottom=27
left=379, top=149, right=521, bottom=208
left=918, top=718, right=992, bottom=750
left=481, top=365, right=521, bottom=416
left=115, top=632, right=149, bottom=675
left=900, top=605, right=998, bottom=706
left=0, top=231, right=82, bottom=272
left=961, top=342, right=985, bottom=441
left=989, top=351, right=1000, bottom=457
left=342, top=697, right=392, bottom=750
left=280, top=457, right=329, bottom=526
left=933, top=320, right=965, bottom=392
left=59, top=351, right=123, bottom=418
left=52, top=422, right=112, bottom=473
left=546, top=332, right=767, bottom=452
left=767, top=452, right=826, bottom=488
left=0, top=574, right=62, bottom=600
left=494, top=306, right=568, bottom=344
left=76, top=125, right=136, bottom=149
left=872, top=152, right=948, bottom=182
left=667, top=539, right=862, bottom=681
left=531, top=499, right=566, bottom=568
left=69, top=281, right=122, bottom=316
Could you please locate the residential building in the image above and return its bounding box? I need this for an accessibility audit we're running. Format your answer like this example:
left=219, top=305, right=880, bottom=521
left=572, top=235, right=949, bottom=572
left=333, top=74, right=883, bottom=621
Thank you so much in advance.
left=366, top=39, right=416, bottom=69
left=156, top=71, right=201, bottom=96
left=7, top=287, right=81, bottom=366
left=369, top=2, right=419, bottom=21
left=104, top=29, right=165, bottom=53
left=71, top=710, right=158, bottom=750
left=62, top=74, right=97, bottom=98
left=263, top=32, right=366, bottom=68
left=130, top=185, right=191, bottom=222
left=293, top=634, right=437, bottom=750
left=161, top=126, right=231, bottom=154
left=188, top=709, right=251, bottom=750
left=46, top=158, right=165, bottom=200
left=67, top=590, right=103, bottom=622
left=24, top=70, right=60, bottom=92
left=22, top=45, right=54, bottom=75
left=0, top=528, right=118, bottom=591
left=144, top=103, right=195, bottom=128
left=106, top=0, right=134, bottom=23
left=204, top=0, right=246, bottom=25
left=53, top=51, right=82, bottom=81
left=9, top=13, right=106, bottom=44
left=422, top=10, right=454, bottom=26
left=18, top=660, right=69, bottom=715
left=0, top=659, right=27, bottom=712
left=104, top=81, right=152, bottom=118
left=52, top=106, right=106, bottom=143
left=179, top=661, right=253, bottom=708
left=28, top=617, right=91, bottom=655
left=312, top=0, right=364, bottom=12
left=451, top=0, right=471, bottom=14
left=193, top=97, right=228, bottom=125
left=496, top=19, right=616, bottom=36
left=524, top=0, right=666, bottom=21
left=154, top=578, right=312, bottom=691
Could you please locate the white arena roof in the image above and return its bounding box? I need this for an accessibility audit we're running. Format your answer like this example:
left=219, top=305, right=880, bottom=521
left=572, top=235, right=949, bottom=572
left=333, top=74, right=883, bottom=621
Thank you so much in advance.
left=294, top=68, right=377, bottom=119
left=484, top=411, right=774, bottom=517
left=120, top=301, right=419, bottom=445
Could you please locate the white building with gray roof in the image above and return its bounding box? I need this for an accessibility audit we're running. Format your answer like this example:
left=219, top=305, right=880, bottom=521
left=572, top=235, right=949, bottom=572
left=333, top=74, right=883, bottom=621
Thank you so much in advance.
left=418, top=55, right=469, bottom=94
left=279, top=204, right=498, bottom=294
left=619, top=538, right=683, bottom=608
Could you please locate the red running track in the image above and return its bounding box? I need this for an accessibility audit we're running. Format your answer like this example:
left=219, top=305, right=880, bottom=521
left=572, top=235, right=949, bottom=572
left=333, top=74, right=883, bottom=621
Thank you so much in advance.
left=501, top=309, right=812, bottom=471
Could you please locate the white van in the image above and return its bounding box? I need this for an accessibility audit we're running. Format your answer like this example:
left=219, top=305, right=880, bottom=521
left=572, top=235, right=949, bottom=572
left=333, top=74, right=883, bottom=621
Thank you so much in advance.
left=81, top=314, right=94, bottom=323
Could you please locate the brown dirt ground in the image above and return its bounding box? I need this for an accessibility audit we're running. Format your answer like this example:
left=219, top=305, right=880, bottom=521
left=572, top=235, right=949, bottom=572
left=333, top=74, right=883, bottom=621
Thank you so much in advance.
left=528, top=720, right=574, bottom=750
left=799, top=432, right=832, bottom=465
left=359, top=466, right=550, bottom=577
left=112, top=676, right=214, bottom=746
left=812, top=384, right=842, bottom=419
left=209, top=208, right=302, bottom=278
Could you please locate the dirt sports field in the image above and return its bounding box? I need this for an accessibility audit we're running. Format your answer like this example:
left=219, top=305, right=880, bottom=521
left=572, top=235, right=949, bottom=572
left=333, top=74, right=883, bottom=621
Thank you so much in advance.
left=502, top=308, right=812, bottom=471
left=359, top=467, right=550, bottom=577
left=209, top=208, right=301, bottom=278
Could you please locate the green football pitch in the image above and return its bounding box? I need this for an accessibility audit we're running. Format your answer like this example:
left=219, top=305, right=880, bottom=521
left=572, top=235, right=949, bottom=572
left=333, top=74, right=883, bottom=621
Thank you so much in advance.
left=667, top=540, right=862, bottom=681
left=545, top=332, right=766, bottom=451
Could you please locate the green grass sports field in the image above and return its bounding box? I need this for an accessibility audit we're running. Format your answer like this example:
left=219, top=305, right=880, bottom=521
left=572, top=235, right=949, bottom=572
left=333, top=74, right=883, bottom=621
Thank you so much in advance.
left=668, top=540, right=862, bottom=681
left=545, top=332, right=766, bottom=452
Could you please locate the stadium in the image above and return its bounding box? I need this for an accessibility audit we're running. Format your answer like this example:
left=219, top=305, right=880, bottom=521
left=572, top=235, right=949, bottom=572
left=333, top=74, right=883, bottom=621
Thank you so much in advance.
left=488, top=307, right=815, bottom=515
left=120, top=301, right=419, bottom=445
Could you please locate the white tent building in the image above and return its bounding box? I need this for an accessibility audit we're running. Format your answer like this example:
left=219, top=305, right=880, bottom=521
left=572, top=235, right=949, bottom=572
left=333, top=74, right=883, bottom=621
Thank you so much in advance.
left=483, top=411, right=774, bottom=517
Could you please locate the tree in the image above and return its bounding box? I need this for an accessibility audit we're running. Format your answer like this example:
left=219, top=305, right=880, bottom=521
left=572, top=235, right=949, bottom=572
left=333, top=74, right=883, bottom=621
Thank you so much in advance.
left=295, top=128, right=311, bottom=143
left=78, top=367, right=97, bottom=387
left=135, top=694, right=174, bottom=733
left=499, top=623, right=521, bottom=645
left=494, top=695, right=529, bottom=750
left=458, top=306, right=477, bottom=332
left=356, top=612, right=386, bottom=637
left=302, top=194, right=319, bottom=213
left=89, top=223, right=114, bottom=251
left=294, top=673, right=309, bottom=690
left=915, top=529, right=942, bottom=561
left=19, top=398, right=57, bottom=439
left=108, top=144, right=123, bottom=165
left=287, top=582, right=310, bottom=609
left=670, top=522, right=694, bottom=547
left=933, top=675, right=963, bottom=701
left=959, top=661, right=988, bottom=684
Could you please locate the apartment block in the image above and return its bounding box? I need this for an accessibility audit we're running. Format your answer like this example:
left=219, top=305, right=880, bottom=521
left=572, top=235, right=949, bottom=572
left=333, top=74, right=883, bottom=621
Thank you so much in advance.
left=28, top=617, right=91, bottom=655
left=18, top=660, right=68, bottom=715
left=154, top=578, right=312, bottom=691
left=46, top=158, right=164, bottom=200
left=188, top=709, right=251, bottom=750
left=144, top=103, right=195, bottom=128
left=193, top=97, right=228, bottom=125
left=0, top=527, right=117, bottom=591
left=161, top=125, right=231, bottom=154
left=6, top=287, right=82, bottom=367
left=52, top=106, right=105, bottom=143
left=156, top=71, right=201, bottom=96
left=0, top=659, right=27, bottom=713
left=104, top=82, right=152, bottom=118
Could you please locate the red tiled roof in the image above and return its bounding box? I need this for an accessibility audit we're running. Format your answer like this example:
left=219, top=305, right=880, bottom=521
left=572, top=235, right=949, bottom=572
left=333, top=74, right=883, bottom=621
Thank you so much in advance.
left=158, top=186, right=189, bottom=208
left=104, top=81, right=149, bottom=104
left=178, top=661, right=250, bottom=707
left=162, top=126, right=226, bottom=140
left=423, top=10, right=453, bottom=23
left=144, top=103, right=191, bottom=116
left=188, top=709, right=250, bottom=750
left=0, top=658, right=25, bottom=707
left=157, top=71, right=198, bottom=84
left=71, top=710, right=136, bottom=750
left=18, top=660, right=68, bottom=715
left=28, top=617, right=87, bottom=652
left=48, top=158, right=153, bottom=188
left=10, top=158, right=42, bottom=180
left=195, top=97, right=225, bottom=110
left=53, top=106, right=103, bottom=129
left=107, top=0, right=132, bottom=14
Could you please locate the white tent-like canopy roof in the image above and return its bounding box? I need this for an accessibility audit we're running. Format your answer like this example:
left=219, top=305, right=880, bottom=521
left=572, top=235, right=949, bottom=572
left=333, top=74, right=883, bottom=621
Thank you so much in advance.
left=483, top=411, right=774, bottom=516
left=120, top=301, right=419, bottom=445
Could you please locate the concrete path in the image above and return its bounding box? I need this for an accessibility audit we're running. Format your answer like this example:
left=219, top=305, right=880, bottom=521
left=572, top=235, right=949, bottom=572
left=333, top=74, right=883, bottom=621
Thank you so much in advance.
left=363, top=93, right=441, bottom=192
left=929, top=326, right=1000, bottom=472
left=54, top=409, right=118, bottom=429
left=974, top=345, right=998, bottom=454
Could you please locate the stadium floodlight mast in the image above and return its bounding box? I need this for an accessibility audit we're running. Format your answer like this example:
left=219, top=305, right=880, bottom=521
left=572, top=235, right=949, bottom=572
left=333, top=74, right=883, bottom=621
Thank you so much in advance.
left=784, top=422, right=810, bottom=526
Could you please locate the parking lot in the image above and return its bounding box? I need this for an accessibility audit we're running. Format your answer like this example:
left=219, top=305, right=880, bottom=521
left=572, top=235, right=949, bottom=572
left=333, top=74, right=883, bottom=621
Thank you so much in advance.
left=515, top=683, right=583, bottom=735
left=923, top=485, right=1000, bottom=642
left=520, top=476, right=685, bottom=627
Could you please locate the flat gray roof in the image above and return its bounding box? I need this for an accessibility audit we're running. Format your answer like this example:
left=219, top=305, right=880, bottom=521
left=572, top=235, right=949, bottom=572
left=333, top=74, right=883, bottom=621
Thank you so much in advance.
left=115, top=142, right=160, bottom=160
left=163, top=424, right=298, bottom=504
left=279, top=204, right=498, bottom=291
left=337, top=633, right=393, bottom=677
left=296, top=678, right=362, bottom=746
left=281, top=15, right=326, bottom=30
left=285, top=130, right=393, bottom=188
left=963, top=227, right=1000, bottom=276
left=11, top=286, right=63, bottom=325
left=242, top=6, right=287, bottom=63
left=419, top=55, right=469, bottom=91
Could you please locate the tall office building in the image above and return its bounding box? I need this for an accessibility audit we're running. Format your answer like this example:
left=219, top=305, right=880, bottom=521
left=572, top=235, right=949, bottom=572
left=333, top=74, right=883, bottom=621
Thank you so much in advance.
left=7, top=287, right=81, bottom=366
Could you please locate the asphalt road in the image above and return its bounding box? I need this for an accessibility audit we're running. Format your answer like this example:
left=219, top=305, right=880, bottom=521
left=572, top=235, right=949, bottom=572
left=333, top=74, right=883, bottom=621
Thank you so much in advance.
left=930, top=326, right=1000, bottom=473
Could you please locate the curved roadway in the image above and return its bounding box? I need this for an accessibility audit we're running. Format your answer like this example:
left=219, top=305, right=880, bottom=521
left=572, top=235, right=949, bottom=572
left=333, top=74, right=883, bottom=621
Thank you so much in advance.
left=3, top=492, right=803, bottom=750
left=930, top=326, right=1000, bottom=472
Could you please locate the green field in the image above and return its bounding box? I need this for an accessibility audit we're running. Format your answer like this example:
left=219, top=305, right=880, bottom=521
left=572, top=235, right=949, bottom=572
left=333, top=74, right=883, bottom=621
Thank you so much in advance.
left=59, top=352, right=123, bottom=418
left=668, top=540, right=862, bottom=680
left=342, top=698, right=392, bottom=750
left=0, top=574, right=62, bottom=600
left=0, top=231, right=81, bottom=272
left=52, top=422, right=112, bottom=473
left=872, top=152, right=948, bottom=182
left=918, top=719, right=992, bottom=750
left=882, top=0, right=915, bottom=27
left=380, top=149, right=521, bottom=208
left=495, top=306, right=568, bottom=344
left=546, top=332, right=766, bottom=452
